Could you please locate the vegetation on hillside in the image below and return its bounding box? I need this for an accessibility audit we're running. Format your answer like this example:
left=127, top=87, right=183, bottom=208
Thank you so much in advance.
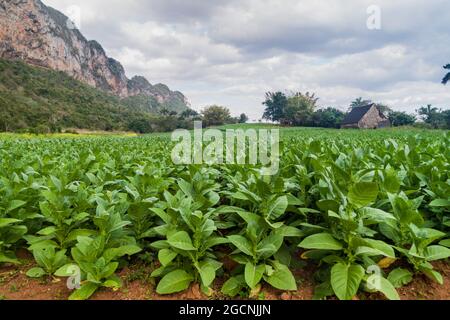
left=0, top=59, right=191, bottom=133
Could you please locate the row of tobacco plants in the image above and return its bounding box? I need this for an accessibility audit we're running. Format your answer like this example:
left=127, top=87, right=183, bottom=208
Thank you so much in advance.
left=0, top=129, right=449, bottom=300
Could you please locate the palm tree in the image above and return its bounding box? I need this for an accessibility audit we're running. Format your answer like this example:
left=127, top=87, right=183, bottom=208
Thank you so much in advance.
left=349, top=97, right=372, bottom=111
left=159, top=108, right=170, bottom=116
left=417, top=104, right=439, bottom=127
left=442, top=64, right=450, bottom=85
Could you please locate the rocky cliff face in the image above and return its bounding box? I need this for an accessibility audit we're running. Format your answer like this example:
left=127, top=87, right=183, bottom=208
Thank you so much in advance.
left=0, top=0, right=189, bottom=108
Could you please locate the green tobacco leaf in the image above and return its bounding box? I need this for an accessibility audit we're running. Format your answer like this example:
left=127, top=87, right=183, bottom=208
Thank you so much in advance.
left=156, top=269, right=194, bottom=295
left=6, top=200, right=27, bottom=213
left=256, top=233, right=283, bottom=259
left=37, top=226, right=57, bottom=236
left=348, top=182, right=378, bottom=208
left=26, top=267, right=46, bottom=278
left=228, top=235, right=253, bottom=256
left=439, top=239, right=450, bottom=248
left=331, top=263, right=365, bottom=300
left=360, top=208, right=396, bottom=222
left=0, top=218, right=22, bottom=228
left=221, top=275, right=246, bottom=297
left=387, top=268, right=413, bottom=288
left=299, top=233, right=343, bottom=251
left=429, top=199, right=450, bottom=207
left=317, top=200, right=340, bottom=213
left=420, top=266, right=443, bottom=285
left=167, top=231, right=196, bottom=251
left=358, top=239, right=395, bottom=258
left=367, top=275, right=400, bottom=300
left=266, top=196, right=288, bottom=221
left=244, top=263, right=265, bottom=289
left=158, top=249, right=178, bottom=267
left=198, top=262, right=218, bottom=288
left=54, top=264, right=79, bottom=277
left=425, top=245, right=450, bottom=261
left=69, top=282, right=100, bottom=300
left=264, top=263, right=297, bottom=291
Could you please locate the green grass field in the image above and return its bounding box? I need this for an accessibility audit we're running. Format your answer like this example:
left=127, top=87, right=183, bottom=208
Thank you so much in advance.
left=0, top=126, right=449, bottom=300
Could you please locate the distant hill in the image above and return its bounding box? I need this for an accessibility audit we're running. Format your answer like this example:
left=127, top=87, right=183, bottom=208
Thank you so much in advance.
left=0, top=0, right=190, bottom=131
left=0, top=59, right=162, bottom=132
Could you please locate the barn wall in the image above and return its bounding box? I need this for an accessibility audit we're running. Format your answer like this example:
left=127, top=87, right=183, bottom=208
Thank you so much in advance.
left=358, top=106, right=387, bottom=129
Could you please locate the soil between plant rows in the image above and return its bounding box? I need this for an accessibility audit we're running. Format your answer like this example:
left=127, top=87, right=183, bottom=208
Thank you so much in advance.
left=0, top=251, right=448, bottom=301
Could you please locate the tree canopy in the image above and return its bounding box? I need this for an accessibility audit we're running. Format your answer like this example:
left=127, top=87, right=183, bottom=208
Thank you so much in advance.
left=201, top=105, right=232, bottom=127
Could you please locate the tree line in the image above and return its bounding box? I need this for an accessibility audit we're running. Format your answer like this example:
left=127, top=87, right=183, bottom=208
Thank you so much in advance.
left=261, top=91, right=450, bottom=129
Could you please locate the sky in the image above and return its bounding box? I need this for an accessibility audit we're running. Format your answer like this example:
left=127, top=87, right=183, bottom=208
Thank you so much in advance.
left=44, top=0, right=450, bottom=120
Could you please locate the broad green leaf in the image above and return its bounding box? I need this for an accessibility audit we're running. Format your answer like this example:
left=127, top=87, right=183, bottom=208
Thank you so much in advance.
left=420, top=266, right=443, bottom=285
left=244, top=263, right=265, bottom=289
left=158, top=249, right=178, bottom=267
left=266, top=196, right=288, bottom=221
left=26, top=267, right=46, bottom=278
left=331, top=263, right=365, bottom=300
left=228, top=235, right=253, bottom=256
left=348, top=182, right=378, bottom=208
left=360, top=207, right=396, bottom=222
left=264, top=263, right=297, bottom=291
left=69, top=282, right=99, bottom=300
left=429, top=199, right=450, bottom=207
left=387, top=268, right=413, bottom=288
left=358, top=239, right=395, bottom=258
left=37, top=226, right=57, bottom=236
left=256, top=233, right=283, bottom=259
left=0, top=218, right=22, bottom=228
left=425, top=245, right=450, bottom=261
left=167, top=231, right=196, bottom=251
left=299, top=233, right=343, bottom=251
left=221, top=275, right=245, bottom=297
left=54, top=264, right=79, bottom=277
left=439, top=239, right=450, bottom=248
left=6, top=200, right=27, bottom=213
left=156, top=270, right=194, bottom=295
left=367, top=275, right=400, bottom=300
left=198, top=263, right=216, bottom=288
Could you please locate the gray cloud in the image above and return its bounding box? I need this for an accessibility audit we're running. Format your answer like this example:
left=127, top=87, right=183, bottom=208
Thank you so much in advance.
left=44, top=0, right=450, bottom=120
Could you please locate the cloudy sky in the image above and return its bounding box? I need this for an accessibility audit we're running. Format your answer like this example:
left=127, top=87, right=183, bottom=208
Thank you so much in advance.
left=44, top=0, right=450, bottom=120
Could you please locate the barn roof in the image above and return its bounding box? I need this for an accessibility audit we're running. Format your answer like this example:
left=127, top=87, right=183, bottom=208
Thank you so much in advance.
left=341, top=104, right=375, bottom=125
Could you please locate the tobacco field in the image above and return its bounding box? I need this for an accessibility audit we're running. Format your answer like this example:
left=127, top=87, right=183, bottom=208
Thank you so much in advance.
left=0, top=128, right=449, bottom=300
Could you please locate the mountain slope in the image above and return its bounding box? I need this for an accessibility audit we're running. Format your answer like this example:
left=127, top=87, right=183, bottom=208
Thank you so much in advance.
left=0, top=59, right=158, bottom=132
left=0, top=0, right=189, bottom=112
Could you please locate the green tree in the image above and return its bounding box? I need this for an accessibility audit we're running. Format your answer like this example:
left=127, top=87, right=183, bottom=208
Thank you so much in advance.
left=375, top=104, right=393, bottom=117
left=128, top=118, right=152, bottom=133
left=442, top=64, right=450, bottom=85
left=417, top=104, right=438, bottom=123
left=180, top=109, right=199, bottom=119
left=159, top=108, right=170, bottom=116
left=201, top=105, right=232, bottom=127
left=388, top=111, right=416, bottom=127
left=262, top=92, right=288, bottom=123
left=312, top=107, right=345, bottom=128
left=349, top=97, right=372, bottom=111
left=239, top=113, right=249, bottom=124
left=284, top=92, right=318, bottom=126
